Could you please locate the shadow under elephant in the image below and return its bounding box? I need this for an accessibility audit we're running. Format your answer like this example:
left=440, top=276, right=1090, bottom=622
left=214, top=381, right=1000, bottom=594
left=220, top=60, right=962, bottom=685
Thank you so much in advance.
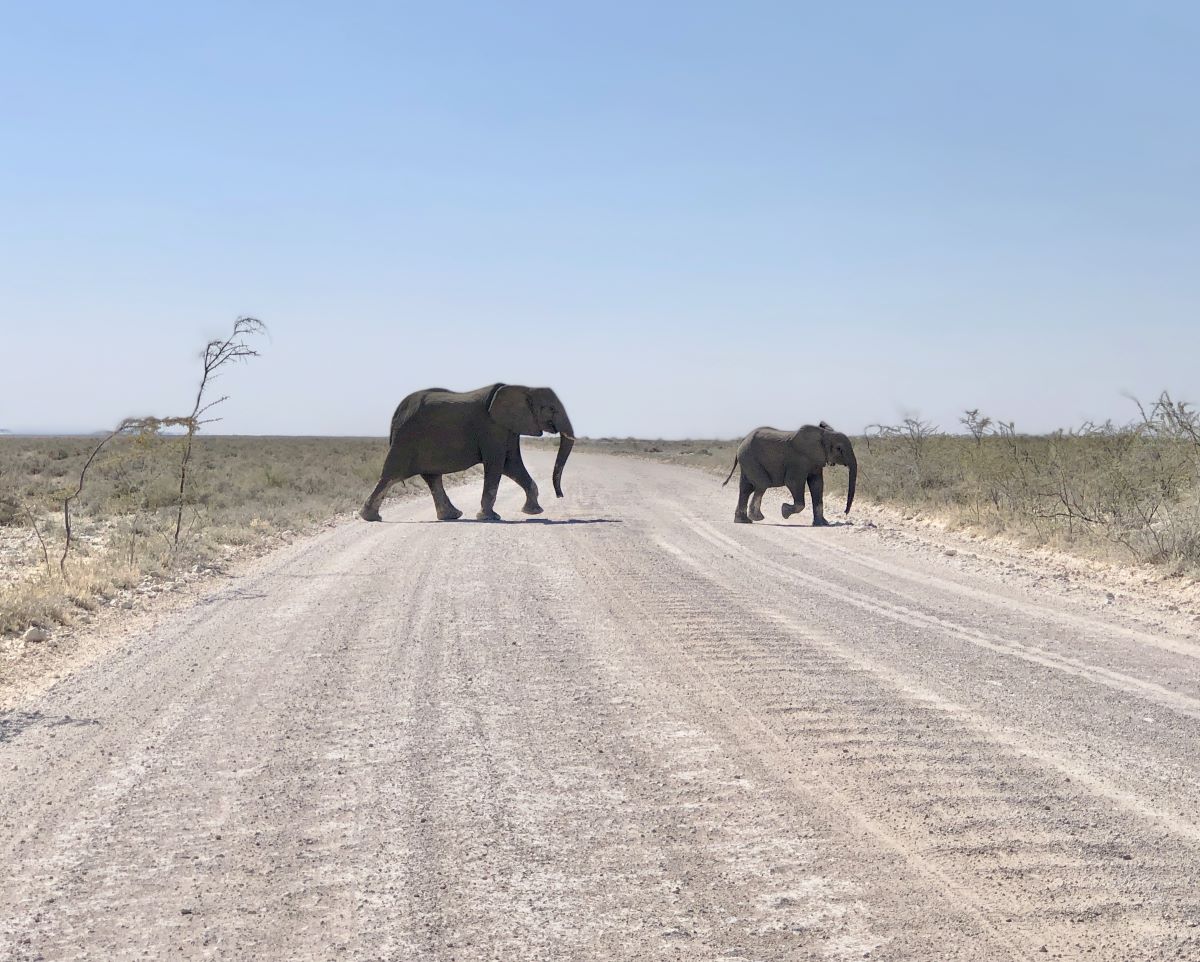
left=752, top=520, right=855, bottom=528
left=378, top=517, right=623, bottom=526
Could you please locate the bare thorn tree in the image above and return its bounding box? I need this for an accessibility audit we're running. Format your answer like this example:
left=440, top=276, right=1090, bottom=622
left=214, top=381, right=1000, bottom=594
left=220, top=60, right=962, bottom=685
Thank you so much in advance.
left=1130, top=390, right=1200, bottom=449
left=60, top=416, right=168, bottom=577
left=960, top=409, right=993, bottom=446
left=23, top=501, right=52, bottom=578
left=868, top=417, right=940, bottom=469
left=0, top=494, right=52, bottom=578
left=173, top=317, right=267, bottom=548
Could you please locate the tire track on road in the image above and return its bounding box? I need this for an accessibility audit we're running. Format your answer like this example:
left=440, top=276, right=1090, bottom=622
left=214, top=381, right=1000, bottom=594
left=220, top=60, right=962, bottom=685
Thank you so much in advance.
left=690, top=517, right=1200, bottom=721
left=559, top=468, right=1200, bottom=958
left=792, top=529, right=1200, bottom=662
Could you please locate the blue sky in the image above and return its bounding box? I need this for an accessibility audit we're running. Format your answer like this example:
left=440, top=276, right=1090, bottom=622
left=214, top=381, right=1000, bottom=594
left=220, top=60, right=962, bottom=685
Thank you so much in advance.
left=2, top=2, right=1197, bottom=436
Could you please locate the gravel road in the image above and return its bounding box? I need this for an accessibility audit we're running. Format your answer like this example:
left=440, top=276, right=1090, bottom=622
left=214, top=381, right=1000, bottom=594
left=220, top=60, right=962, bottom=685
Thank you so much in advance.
left=2, top=451, right=1198, bottom=961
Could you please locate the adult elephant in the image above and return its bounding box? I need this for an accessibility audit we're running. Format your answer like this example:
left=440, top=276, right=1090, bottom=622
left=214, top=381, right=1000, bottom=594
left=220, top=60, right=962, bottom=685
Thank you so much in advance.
left=723, top=421, right=857, bottom=525
left=359, top=383, right=575, bottom=522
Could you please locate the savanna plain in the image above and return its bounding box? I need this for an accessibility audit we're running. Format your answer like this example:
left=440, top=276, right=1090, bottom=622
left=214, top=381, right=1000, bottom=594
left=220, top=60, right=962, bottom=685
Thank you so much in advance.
left=1, top=401, right=1199, bottom=960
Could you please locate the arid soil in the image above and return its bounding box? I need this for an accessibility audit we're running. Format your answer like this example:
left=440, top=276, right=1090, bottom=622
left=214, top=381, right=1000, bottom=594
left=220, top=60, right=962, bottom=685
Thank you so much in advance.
left=2, top=451, right=1198, bottom=960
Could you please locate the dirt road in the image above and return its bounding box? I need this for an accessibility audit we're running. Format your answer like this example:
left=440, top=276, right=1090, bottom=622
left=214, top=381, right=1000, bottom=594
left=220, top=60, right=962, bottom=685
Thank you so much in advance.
left=2, top=452, right=1198, bottom=960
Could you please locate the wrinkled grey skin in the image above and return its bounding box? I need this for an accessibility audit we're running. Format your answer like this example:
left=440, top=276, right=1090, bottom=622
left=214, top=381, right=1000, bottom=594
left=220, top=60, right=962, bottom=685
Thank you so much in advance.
left=723, top=422, right=857, bottom=525
left=360, top=384, right=574, bottom=522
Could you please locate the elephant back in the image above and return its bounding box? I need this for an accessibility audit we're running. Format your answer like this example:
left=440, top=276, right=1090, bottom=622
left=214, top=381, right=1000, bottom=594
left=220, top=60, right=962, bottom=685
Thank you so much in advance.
left=389, top=388, right=451, bottom=445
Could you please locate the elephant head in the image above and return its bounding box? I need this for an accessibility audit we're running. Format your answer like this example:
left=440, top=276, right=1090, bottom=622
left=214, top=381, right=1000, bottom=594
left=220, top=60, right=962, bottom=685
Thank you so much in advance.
left=488, top=385, right=575, bottom=497
left=795, top=422, right=857, bottom=514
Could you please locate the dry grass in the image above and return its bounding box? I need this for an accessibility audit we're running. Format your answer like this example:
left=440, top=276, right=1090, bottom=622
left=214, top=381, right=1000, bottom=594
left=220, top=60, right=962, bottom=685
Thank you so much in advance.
left=0, top=435, right=473, bottom=636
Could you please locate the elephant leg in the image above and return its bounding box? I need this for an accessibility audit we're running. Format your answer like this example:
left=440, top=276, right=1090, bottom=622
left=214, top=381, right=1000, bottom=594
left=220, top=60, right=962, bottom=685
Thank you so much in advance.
left=808, top=470, right=829, bottom=526
left=477, top=459, right=504, bottom=521
left=360, top=446, right=410, bottom=521
left=360, top=477, right=394, bottom=521
left=734, top=475, right=754, bottom=523
left=422, top=474, right=462, bottom=521
left=749, top=489, right=766, bottom=522
left=781, top=474, right=806, bottom=520
left=503, top=452, right=543, bottom=514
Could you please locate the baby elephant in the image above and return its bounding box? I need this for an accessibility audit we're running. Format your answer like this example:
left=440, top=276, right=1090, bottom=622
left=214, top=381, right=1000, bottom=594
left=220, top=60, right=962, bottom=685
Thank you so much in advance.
left=723, top=422, right=857, bottom=525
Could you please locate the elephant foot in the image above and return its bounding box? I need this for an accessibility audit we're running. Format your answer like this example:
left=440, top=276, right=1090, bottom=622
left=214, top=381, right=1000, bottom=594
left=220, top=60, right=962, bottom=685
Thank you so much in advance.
left=437, top=506, right=463, bottom=521
left=359, top=507, right=382, bottom=522
left=734, top=512, right=753, bottom=524
left=782, top=503, right=799, bottom=519
left=812, top=516, right=831, bottom=527
left=750, top=510, right=765, bottom=522
left=476, top=510, right=502, bottom=522
left=521, top=502, right=544, bottom=515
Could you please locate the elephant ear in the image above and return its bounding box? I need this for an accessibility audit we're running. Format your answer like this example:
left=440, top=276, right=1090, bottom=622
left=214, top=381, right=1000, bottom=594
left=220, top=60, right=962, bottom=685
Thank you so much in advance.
left=488, top=385, right=542, bottom=436
left=819, top=424, right=836, bottom=464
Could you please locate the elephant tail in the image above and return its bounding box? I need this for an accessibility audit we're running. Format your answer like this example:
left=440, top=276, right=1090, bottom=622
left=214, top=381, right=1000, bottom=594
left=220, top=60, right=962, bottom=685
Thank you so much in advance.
left=722, top=454, right=739, bottom=486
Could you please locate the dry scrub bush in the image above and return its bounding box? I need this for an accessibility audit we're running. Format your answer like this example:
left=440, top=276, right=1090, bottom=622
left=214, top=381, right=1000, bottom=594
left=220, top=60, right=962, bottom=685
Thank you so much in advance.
left=857, top=392, right=1200, bottom=572
left=2, top=434, right=466, bottom=635
left=0, top=318, right=276, bottom=635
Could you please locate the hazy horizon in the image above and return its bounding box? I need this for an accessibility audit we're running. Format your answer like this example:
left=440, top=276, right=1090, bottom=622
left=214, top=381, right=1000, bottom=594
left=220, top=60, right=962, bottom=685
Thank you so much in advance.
left=3, top=3, right=1197, bottom=438
left=1, top=397, right=1189, bottom=442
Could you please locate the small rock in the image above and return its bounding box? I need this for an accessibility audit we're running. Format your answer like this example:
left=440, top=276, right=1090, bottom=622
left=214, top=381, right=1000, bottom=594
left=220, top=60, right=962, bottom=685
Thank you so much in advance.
left=23, top=626, right=49, bottom=643
left=944, top=549, right=957, bottom=557
left=1105, top=592, right=1115, bottom=605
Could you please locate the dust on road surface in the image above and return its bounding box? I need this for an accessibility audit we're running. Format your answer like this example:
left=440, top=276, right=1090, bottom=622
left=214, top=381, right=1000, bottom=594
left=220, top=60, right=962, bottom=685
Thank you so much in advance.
left=2, top=452, right=1198, bottom=961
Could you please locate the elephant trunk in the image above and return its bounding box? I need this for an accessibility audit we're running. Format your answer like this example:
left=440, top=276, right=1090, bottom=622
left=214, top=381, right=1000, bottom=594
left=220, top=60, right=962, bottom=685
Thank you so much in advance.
left=845, top=450, right=857, bottom=514
left=552, top=412, right=574, bottom=498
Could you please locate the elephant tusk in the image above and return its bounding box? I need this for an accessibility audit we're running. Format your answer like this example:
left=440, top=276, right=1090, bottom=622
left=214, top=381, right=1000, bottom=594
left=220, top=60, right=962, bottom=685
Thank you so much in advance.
left=559, top=432, right=576, bottom=441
